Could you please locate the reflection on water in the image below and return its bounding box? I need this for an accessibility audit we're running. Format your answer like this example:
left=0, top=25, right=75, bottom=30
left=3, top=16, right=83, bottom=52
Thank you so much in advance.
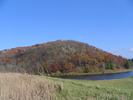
left=58, top=71, right=133, bottom=80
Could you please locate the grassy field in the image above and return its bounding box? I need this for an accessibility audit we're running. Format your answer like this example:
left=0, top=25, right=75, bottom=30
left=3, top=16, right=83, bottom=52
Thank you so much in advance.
left=0, top=73, right=133, bottom=100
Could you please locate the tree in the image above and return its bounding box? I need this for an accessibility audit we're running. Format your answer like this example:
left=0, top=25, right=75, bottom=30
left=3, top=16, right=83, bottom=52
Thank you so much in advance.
left=116, top=64, right=120, bottom=69
left=42, top=62, right=48, bottom=73
left=97, top=56, right=103, bottom=63
left=83, top=64, right=90, bottom=73
left=48, top=63, right=60, bottom=73
left=129, top=59, right=133, bottom=67
left=67, top=62, right=75, bottom=72
left=110, top=63, right=115, bottom=70
left=105, top=60, right=110, bottom=69
left=125, top=60, right=130, bottom=69
left=93, top=58, right=98, bottom=65
left=42, top=62, right=48, bottom=68
left=131, top=58, right=133, bottom=62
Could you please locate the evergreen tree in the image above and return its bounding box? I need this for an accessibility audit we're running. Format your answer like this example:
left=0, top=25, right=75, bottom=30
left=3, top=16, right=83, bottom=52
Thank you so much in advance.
left=125, top=60, right=130, bottom=69
left=129, top=59, right=133, bottom=67
left=105, top=60, right=110, bottom=69
left=110, top=63, right=115, bottom=70
left=131, top=58, right=133, bottom=62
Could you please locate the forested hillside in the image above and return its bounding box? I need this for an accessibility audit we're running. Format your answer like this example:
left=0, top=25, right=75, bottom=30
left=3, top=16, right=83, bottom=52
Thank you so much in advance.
left=0, top=40, right=131, bottom=75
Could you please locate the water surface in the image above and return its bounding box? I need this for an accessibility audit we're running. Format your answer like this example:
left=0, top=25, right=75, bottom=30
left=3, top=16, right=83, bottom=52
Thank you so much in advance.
left=58, top=71, right=133, bottom=80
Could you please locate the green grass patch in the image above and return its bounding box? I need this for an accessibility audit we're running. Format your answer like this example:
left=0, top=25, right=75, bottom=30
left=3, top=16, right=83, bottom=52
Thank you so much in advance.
left=38, top=75, right=133, bottom=100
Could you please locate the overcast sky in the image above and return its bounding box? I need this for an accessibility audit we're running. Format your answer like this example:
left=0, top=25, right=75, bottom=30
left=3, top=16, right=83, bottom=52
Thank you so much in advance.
left=0, top=0, right=133, bottom=59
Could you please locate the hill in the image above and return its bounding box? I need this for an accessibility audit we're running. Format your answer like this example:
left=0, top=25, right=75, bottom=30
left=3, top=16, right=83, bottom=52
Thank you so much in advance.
left=0, top=40, right=132, bottom=75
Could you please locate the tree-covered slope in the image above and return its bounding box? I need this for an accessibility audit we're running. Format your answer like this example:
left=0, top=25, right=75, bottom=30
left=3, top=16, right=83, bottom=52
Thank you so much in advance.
left=0, top=40, right=130, bottom=74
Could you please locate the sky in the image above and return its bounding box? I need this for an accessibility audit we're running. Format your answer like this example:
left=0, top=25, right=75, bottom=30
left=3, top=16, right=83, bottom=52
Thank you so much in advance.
left=0, top=0, right=133, bottom=59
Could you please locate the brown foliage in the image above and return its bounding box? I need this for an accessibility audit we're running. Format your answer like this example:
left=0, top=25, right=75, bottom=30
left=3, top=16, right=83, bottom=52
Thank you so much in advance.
left=0, top=40, right=127, bottom=74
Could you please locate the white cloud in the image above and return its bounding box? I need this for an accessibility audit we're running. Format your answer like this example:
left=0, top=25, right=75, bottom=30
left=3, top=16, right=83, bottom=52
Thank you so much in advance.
left=112, top=49, right=121, bottom=53
left=79, top=37, right=83, bottom=39
left=130, top=48, right=133, bottom=52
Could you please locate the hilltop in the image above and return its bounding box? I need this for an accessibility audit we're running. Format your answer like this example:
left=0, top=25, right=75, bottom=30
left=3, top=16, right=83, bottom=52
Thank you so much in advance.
left=0, top=40, right=132, bottom=75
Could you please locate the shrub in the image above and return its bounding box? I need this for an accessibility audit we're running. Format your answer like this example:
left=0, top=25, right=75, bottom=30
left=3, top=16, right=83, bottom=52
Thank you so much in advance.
left=75, top=70, right=79, bottom=73
left=50, top=73, right=55, bottom=76
left=83, top=64, right=90, bottom=73
left=110, top=63, right=115, bottom=70
left=95, top=68, right=99, bottom=72
left=81, top=70, right=84, bottom=73
left=91, top=69, right=94, bottom=73
left=117, top=64, right=120, bottom=69
left=56, top=71, right=61, bottom=76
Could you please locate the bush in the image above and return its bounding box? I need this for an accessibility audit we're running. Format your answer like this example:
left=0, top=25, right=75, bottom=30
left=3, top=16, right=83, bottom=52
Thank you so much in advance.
left=83, top=65, right=90, bottom=73
left=95, top=68, right=99, bottom=72
left=50, top=73, right=55, bottom=76
left=56, top=71, right=61, bottom=76
left=110, top=63, right=115, bottom=70
left=75, top=70, right=79, bottom=73
left=117, top=64, right=120, bottom=69
left=91, top=69, right=94, bottom=73
left=80, top=70, right=84, bottom=73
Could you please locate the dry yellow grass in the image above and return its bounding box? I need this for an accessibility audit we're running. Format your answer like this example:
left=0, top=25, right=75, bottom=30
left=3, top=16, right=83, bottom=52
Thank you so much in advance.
left=0, top=73, right=63, bottom=100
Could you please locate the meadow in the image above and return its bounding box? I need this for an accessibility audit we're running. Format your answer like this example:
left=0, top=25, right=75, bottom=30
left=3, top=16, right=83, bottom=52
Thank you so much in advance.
left=0, top=73, right=133, bottom=100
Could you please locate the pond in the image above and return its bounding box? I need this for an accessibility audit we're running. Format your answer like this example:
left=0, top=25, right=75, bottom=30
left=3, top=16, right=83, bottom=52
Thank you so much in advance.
left=58, top=71, right=133, bottom=80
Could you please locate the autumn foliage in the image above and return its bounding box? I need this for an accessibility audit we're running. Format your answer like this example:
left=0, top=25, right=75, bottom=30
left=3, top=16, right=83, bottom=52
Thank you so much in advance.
left=0, top=40, right=129, bottom=74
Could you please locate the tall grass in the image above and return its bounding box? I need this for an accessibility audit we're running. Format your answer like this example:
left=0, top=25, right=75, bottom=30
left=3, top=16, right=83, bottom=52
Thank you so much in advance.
left=0, top=73, right=63, bottom=100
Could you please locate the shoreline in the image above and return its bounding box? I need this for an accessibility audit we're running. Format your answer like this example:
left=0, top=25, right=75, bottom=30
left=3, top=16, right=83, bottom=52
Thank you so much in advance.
left=51, top=69, right=133, bottom=77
